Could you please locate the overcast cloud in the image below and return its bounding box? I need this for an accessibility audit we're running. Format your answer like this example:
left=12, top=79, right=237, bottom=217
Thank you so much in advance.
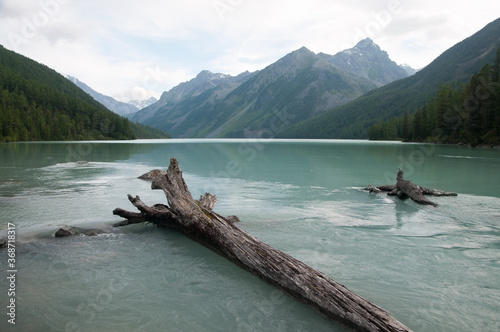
left=0, top=0, right=498, bottom=101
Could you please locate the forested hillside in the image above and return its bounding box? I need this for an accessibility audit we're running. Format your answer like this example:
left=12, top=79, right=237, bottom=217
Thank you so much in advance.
left=0, top=46, right=169, bottom=142
left=278, top=18, right=500, bottom=139
left=369, top=48, right=500, bottom=146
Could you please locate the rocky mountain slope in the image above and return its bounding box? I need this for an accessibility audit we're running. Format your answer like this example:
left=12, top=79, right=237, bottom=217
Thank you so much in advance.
left=280, top=17, right=500, bottom=138
left=133, top=39, right=412, bottom=137
left=67, top=76, right=158, bottom=116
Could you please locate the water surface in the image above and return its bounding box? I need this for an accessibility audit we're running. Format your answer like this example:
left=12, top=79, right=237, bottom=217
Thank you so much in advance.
left=1, top=139, right=499, bottom=331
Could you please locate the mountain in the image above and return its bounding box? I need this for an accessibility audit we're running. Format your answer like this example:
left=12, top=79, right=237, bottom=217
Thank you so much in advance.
left=131, top=70, right=253, bottom=125
left=0, top=46, right=169, bottom=142
left=319, top=38, right=412, bottom=87
left=67, top=76, right=139, bottom=115
left=133, top=41, right=411, bottom=137
left=399, top=64, right=417, bottom=76
left=128, top=97, right=157, bottom=110
left=368, top=53, right=500, bottom=146
left=279, top=17, right=500, bottom=139
left=67, top=76, right=158, bottom=116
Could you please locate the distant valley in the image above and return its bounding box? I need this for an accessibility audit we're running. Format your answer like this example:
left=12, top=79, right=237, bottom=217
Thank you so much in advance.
left=67, top=76, right=157, bottom=116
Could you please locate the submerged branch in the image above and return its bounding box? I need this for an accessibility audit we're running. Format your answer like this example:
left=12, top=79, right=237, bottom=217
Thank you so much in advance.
left=365, top=169, right=457, bottom=206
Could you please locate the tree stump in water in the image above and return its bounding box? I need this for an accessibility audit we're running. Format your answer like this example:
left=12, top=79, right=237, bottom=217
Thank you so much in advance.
left=365, top=169, right=457, bottom=207
left=113, top=158, right=412, bottom=332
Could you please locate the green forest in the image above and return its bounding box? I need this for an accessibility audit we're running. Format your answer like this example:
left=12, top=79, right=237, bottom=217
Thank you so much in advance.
left=278, top=19, right=500, bottom=140
left=0, top=46, right=169, bottom=142
left=369, top=47, right=500, bottom=146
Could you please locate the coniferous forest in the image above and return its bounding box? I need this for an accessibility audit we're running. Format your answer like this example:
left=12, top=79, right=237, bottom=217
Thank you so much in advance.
left=0, top=46, right=169, bottom=142
left=369, top=47, right=500, bottom=146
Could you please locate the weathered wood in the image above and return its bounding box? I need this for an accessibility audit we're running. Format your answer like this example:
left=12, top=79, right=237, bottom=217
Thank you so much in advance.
left=420, top=187, right=458, bottom=197
left=365, top=169, right=457, bottom=206
left=376, top=184, right=397, bottom=192
left=396, top=169, right=437, bottom=207
left=365, top=185, right=382, bottom=193
left=138, top=169, right=166, bottom=180
left=114, top=158, right=412, bottom=332
left=198, top=192, right=218, bottom=210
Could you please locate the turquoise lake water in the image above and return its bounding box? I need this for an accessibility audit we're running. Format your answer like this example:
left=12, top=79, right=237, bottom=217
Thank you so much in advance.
left=0, top=139, right=499, bottom=331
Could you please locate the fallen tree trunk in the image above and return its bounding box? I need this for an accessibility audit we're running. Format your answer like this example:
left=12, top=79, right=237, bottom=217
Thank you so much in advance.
left=365, top=169, right=457, bottom=207
left=113, top=158, right=411, bottom=332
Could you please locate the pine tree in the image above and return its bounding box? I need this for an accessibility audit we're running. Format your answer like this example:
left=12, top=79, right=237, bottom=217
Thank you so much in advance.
left=434, top=85, right=454, bottom=136
left=401, top=108, right=411, bottom=140
left=492, top=46, right=500, bottom=83
left=412, top=108, right=424, bottom=140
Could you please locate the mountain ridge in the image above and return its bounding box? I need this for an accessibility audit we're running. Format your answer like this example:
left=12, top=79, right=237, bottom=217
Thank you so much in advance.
left=67, top=76, right=158, bottom=115
left=67, top=76, right=139, bottom=115
left=279, top=17, right=500, bottom=139
left=132, top=39, right=411, bottom=137
left=131, top=70, right=255, bottom=126
left=319, top=38, right=414, bottom=87
left=126, top=97, right=158, bottom=111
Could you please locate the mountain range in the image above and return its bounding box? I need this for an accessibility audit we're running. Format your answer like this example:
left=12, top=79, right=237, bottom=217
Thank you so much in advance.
left=3, top=16, right=498, bottom=142
left=130, top=38, right=413, bottom=138
left=67, top=76, right=157, bottom=116
left=127, top=18, right=500, bottom=139
left=280, top=17, right=500, bottom=138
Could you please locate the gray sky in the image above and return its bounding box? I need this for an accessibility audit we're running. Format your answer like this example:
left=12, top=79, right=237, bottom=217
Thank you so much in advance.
left=1, top=0, right=498, bottom=102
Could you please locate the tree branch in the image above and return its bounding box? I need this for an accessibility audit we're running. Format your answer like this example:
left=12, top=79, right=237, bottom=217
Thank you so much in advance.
left=364, top=169, right=457, bottom=206
left=113, top=158, right=412, bottom=332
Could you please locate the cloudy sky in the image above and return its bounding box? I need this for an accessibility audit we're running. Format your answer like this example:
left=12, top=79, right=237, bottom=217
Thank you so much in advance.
left=1, top=0, right=498, bottom=102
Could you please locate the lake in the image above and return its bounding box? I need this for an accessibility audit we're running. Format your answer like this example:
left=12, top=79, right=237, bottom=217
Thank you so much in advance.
left=0, top=139, right=499, bottom=331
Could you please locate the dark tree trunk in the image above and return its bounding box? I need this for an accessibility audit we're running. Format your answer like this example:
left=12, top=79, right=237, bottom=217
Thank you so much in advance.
left=365, top=169, right=457, bottom=206
left=113, top=158, right=412, bottom=332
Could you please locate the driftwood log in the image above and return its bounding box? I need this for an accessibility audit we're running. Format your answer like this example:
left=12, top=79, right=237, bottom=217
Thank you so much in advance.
left=365, top=169, right=457, bottom=207
left=113, top=158, right=412, bottom=332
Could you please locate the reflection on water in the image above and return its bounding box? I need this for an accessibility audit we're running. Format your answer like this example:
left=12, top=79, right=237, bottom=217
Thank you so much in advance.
left=0, top=140, right=499, bottom=332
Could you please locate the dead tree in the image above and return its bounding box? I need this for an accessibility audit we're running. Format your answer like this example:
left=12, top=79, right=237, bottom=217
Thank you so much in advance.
left=113, top=158, right=412, bottom=332
left=365, top=169, right=457, bottom=207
